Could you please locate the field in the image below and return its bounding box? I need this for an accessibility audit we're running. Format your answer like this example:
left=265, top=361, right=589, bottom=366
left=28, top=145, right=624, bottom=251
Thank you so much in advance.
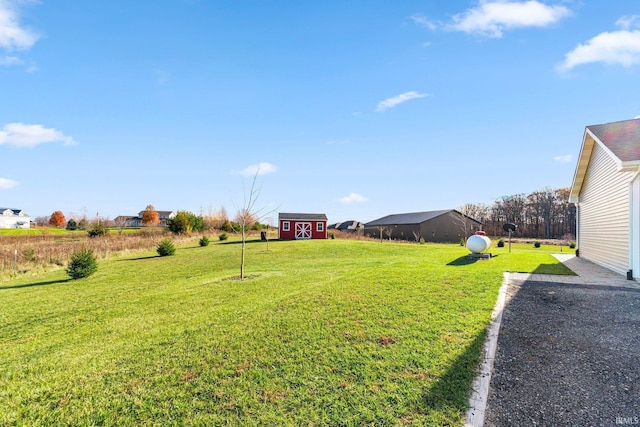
left=0, top=237, right=573, bottom=425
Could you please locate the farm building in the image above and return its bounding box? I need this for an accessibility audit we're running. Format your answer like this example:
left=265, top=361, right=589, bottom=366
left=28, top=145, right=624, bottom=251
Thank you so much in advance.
left=364, top=209, right=482, bottom=243
left=569, top=117, right=640, bottom=280
left=328, top=220, right=364, bottom=234
left=278, top=213, right=328, bottom=240
left=0, top=208, right=31, bottom=229
left=113, top=210, right=176, bottom=227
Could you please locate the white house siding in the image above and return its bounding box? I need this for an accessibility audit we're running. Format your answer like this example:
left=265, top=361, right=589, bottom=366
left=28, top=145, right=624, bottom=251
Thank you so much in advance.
left=0, top=211, right=30, bottom=229
left=578, top=143, right=633, bottom=275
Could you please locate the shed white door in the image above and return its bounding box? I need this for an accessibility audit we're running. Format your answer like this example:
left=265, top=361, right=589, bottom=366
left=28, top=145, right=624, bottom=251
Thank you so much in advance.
left=295, top=222, right=312, bottom=239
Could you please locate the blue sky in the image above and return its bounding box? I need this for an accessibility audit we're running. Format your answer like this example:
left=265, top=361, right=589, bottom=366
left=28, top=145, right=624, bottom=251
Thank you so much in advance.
left=1, top=0, right=640, bottom=224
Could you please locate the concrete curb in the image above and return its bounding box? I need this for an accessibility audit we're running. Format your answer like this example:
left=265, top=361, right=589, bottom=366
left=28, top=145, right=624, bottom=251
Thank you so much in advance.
left=465, top=272, right=510, bottom=427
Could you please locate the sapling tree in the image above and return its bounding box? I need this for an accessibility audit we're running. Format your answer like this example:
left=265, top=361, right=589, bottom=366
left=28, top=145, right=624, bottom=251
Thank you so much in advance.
left=233, top=169, right=275, bottom=280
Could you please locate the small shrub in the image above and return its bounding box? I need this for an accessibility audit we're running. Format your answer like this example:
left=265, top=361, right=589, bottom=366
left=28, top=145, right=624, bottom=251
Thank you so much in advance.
left=534, top=241, right=541, bottom=248
left=569, top=242, right=576, bottom=249
left=330, top=233, right=335, bottom=240
left=497, top=239, right=505, bottom=248
left=23, top=248, right=37, bottom=262
left=419, top=237, right=426, bottom=245
left=88, top=224, right=109, bottom=238
left=157, top=239, right=176, bottom=256
left=67, top=247, right=98, bottom=279
left=459, top=238, right=465, bottom=246
left=219, top=233, right=228, bottom=241
left=66, top=219, right=78, bottom=231
left=199, top=236, right=210, bottom=247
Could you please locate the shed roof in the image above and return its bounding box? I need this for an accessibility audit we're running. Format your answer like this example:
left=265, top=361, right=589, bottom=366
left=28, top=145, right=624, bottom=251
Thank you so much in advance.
left=366, top=209, right=481, bottom=226
left=570, top=118, right=640, bottom=202
left=279, top=212, right=327, bottom=221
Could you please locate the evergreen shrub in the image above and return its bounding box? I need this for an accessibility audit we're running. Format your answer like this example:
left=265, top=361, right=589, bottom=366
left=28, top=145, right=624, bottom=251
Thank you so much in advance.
left=157, top=239, right=176, bottom=256
left=67, top=247, right=98, bottom=279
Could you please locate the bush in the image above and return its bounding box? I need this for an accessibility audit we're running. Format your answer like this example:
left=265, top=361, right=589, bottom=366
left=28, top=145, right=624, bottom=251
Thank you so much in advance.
left=330, top=233, right=335, bottom=240
left=569, top=242, right=576, bottom=249
left=534, top=241, right=541, bottom=248
left=219, top=233, right=228, bottom=241
left=157, top=239, right=176, bottom=256
left=199, top=236, right=210, bottom=247
left=497, top=239, right=505, bottom=248
left=67, top=247, right=98, bottom=279
left=167, top=211, right=205, bottom=235
left=88, top=224, right=109, bottom=238
left=66, top=218, right=78, bottom=231
left=419, top=237, right=426, bottom=245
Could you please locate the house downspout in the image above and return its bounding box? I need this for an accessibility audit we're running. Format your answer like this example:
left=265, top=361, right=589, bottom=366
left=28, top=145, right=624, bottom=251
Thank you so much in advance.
left=575, top=203, right=579, bottom=257
left=629, top=169, right=640, bottom=280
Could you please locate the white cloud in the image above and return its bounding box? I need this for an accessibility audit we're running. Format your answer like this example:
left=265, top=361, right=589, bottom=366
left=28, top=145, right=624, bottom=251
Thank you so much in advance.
left=326, top=139, right=349, bottom=145
left=375, top=91, right=428, bottom=112
left=0, top=123, right=77, bottom=147
left=337, top=193, right=368, bottom=205
left=554, top=154, right=573, bottom=164
left=236, top=162, right=277, bottom=177
left=0, top=177, right=19, bottom=189
left=0, top=0, right=39, bottom=51
left=616, top=15, right=640, bottom=30
left=421, top=1, right=571, bottom=38
left=411, top=14, right=439, bottom=31
left=558, top=22, right=640, bottom=71
left=0, top=55, right=21, bottom=65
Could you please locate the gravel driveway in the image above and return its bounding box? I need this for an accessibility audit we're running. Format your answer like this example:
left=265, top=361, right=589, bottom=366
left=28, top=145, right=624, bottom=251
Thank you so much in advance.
left=483, top=257, right=640, bottom=427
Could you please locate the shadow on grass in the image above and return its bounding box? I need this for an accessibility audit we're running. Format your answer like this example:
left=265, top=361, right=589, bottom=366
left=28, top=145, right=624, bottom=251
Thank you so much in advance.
left=117, top=255, right=159, bottom=261
left=0, top=277, right=73, bottom=291
left=421, top=328, right=487, bottom=421
left=508, top=263, right=577, bottom=276
left=530, top=263, right=577, bottom=276
left=219, top=239, right=275, bottom=246
left=447, top=254, right=499, bottom=266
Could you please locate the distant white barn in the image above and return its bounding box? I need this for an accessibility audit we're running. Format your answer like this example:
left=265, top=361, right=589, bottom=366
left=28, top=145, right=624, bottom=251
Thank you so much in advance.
left=569, top=118, right=640, bottom=280
left=0, top=208, right=31, bottom=229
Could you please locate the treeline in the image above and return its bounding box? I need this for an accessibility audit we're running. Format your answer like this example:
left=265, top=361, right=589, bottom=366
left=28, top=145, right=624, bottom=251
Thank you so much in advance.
left=165, top=208, right=269, bottom=235
left=34, top=206, right=270, bottom=236
left=459, top=187, right=576, bottom=239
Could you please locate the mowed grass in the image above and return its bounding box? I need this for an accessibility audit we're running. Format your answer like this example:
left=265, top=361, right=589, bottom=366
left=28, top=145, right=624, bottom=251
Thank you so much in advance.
left=0, top=239, right=573, bottom=425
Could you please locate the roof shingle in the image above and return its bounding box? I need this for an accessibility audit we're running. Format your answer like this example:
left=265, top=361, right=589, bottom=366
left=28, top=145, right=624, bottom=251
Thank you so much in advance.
left=587, top=118, right=640, bottom=162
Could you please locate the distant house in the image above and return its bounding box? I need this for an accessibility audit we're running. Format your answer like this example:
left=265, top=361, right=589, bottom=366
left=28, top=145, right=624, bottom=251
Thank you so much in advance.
left=278, top=213, right=328, bottom=240
left=113, top=216, right=139, bottom=227
left=569, top=117, right=640, bottom=280
left=364, top=209, right=482, bottom=243
left=328, top=220, right=364, bottom=233
left=113, top=210, right=176, bottom=227
left=0, top=208, right=31, bottom=229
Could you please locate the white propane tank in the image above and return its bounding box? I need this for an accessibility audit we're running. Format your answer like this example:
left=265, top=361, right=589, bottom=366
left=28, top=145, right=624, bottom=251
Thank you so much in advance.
left=466, top=231, right=492, bottom=254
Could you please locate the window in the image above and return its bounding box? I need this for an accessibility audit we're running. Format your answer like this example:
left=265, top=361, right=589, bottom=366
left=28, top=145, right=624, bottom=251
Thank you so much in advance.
left=283, top=221, right=290, bottom=231
left=316, top=222, right=324, bottom=232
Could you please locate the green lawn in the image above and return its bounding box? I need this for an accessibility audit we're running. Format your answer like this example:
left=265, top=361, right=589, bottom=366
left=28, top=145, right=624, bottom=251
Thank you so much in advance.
left=0, top=239, right=574, bottom=425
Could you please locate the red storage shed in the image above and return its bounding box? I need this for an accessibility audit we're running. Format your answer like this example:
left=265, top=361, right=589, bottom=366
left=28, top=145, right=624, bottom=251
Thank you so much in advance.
left=278, top=213, right=328, bottom=240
